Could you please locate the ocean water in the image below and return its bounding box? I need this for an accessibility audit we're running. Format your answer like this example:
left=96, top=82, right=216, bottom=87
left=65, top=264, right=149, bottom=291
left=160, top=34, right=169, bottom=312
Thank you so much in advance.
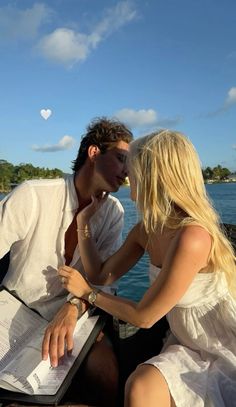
left=1, top=183, right=236, bottom=301
left=113, top=183, right=236, bottom=301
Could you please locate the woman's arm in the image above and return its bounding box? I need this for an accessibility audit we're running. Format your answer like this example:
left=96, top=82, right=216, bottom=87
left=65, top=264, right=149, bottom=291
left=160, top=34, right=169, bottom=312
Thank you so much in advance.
left=59, top=225, right=211, bottom=327
left=66, top=223, right=145, bottom=285
left=77, top=195, right=145, bottom=285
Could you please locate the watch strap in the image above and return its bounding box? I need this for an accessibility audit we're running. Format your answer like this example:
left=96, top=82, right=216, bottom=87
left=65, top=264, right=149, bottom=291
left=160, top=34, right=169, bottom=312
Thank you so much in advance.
left=67, top=295, right=90, bottom=314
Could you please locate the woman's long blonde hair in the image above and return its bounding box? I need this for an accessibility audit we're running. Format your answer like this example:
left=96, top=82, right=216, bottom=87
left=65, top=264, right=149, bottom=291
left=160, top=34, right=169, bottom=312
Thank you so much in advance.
left=129, top=130, right=236, bottom=294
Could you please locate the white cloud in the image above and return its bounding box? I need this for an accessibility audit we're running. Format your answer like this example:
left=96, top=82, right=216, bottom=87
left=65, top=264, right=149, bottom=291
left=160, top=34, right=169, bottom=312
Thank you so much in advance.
left=115, top=108, right=181, bottom=130
left=32, top=135, right=76, bottom=152
left=0, top=3, right=52, bottom=42
left=206, top=86, right=236, bottom=117
left=115, top=108, right=157, bottom=128
left=0, top=1, right=137, bottom=66
left=225, top=87, right=236, bottom=107
left=36, top=0, right=137, bottom=65
left=37, top=28, right=90, bottom=64
left=88, top=0, right=137, bottom=47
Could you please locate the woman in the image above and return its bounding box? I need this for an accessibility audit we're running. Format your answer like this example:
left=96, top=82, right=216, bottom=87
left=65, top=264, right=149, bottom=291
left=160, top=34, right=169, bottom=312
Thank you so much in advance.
left=59, top=130, right=236, bottom=407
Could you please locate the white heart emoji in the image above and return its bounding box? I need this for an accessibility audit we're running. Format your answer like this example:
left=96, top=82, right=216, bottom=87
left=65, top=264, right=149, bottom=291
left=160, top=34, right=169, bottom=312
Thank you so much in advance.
left=40, top=109, right=52, bottom=120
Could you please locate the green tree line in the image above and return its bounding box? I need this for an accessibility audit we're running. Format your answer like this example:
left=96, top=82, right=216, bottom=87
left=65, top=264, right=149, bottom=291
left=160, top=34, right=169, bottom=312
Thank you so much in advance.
left=0, top=160, right=233, bottom=192
left=202, top=165, right=231, bottom=181
left=0, top=159, right=63, bottom=191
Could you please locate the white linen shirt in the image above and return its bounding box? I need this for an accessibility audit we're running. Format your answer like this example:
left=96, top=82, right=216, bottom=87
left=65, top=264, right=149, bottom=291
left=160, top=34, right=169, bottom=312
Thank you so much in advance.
left=0, top=175, right=124, bottom=320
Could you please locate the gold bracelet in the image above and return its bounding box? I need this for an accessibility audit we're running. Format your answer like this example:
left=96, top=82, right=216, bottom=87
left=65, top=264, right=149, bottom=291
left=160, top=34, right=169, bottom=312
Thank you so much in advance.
left=76, top=225, right=91, bottom=240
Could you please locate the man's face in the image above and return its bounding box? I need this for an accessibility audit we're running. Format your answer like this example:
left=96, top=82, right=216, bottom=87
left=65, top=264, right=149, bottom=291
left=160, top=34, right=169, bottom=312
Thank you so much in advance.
left=94, top=140, right=129, bottom=192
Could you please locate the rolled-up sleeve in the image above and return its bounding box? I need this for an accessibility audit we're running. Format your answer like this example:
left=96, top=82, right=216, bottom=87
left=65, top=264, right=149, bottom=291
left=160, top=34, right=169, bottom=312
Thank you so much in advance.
left=0, top=183, right=36, bottom=258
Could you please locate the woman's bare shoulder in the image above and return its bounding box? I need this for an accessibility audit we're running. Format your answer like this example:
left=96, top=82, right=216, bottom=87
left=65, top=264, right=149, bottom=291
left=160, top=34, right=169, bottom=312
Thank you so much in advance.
left=178, top=224, right=212, bottom=254
left=129, top=222, right=148, bottom=246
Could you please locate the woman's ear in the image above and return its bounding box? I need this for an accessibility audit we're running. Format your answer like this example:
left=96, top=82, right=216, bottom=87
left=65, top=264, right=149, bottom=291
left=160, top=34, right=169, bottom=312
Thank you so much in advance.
left=88, top=145, right=100, bottom=161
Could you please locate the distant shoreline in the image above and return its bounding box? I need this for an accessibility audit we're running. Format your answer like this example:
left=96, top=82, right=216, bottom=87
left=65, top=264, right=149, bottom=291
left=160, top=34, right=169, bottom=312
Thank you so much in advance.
left=205, top=180, right=236, bottom=185
left=1, top=180, right=236, bottom=194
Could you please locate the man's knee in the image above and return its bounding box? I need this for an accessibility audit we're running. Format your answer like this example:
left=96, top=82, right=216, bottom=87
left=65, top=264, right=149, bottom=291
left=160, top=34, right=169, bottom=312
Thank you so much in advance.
left=85, top=336, right=118, bottom=380
left=83, top=336, right=119, bottom=405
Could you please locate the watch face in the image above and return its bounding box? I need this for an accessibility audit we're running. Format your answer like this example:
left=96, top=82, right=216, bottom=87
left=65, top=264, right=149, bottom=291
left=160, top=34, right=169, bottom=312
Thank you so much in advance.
left=70, top=297, right=80, bottom=305
left=88, top=291, right=96, bottom=304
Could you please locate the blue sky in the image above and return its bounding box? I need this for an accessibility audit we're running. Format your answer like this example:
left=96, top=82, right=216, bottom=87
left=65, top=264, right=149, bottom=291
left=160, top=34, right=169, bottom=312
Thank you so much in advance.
left=0, top=0, right=236, bottom=174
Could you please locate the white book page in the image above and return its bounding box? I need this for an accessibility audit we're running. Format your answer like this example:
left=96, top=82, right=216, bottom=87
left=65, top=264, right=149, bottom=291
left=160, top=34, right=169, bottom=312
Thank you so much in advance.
left=0, top=290, right=47, bottom=372
left=0, top=291, right=99, bottom=395
left=0, top=324, right=47, bottom=393
left=27, top=314, right=99, bottom=395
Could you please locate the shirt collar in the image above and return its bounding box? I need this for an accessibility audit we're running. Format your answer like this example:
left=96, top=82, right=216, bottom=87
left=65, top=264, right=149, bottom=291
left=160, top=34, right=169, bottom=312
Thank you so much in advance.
left=64, top=173, right=79, bottom=212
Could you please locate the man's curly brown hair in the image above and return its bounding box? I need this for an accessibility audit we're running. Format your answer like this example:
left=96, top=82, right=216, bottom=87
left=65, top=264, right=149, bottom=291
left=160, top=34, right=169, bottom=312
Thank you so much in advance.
left=72, top=117, right=133, bottom=172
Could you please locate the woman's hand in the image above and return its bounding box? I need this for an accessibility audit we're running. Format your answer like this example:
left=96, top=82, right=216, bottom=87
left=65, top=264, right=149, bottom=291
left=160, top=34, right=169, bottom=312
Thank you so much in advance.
left=58, top=265, right=91, bottom=298
left=77, top=192, right=109, bottom=228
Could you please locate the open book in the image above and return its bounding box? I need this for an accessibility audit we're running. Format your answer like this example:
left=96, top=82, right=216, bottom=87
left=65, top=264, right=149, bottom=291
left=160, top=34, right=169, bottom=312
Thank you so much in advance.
left=0, top=287, right=104, bottom=402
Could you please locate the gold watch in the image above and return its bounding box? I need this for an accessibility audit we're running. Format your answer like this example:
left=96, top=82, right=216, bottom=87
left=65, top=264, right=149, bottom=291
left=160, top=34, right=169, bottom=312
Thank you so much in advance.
left=67, top=296, right=82, bottom=313
left=88, top=289, right=99, bottom=306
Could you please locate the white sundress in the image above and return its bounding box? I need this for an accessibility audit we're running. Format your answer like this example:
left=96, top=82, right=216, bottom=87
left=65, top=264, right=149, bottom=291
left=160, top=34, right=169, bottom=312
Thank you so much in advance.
left=143, top=265, right=236, bottom=407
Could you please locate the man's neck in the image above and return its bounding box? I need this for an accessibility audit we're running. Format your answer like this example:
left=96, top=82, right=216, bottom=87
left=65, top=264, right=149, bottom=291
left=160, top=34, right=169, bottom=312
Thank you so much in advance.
left=74, top=169, right=102, bottom=211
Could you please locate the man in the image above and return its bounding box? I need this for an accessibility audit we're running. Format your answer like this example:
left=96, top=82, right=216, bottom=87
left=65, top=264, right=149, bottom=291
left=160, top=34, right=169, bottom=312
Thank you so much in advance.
left=0, top=117, right=133, bottom=406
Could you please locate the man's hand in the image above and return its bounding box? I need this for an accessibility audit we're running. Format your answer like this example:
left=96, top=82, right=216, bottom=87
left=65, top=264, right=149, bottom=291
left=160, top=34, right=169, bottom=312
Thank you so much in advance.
left=42, top=302, right=79, bottom=367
